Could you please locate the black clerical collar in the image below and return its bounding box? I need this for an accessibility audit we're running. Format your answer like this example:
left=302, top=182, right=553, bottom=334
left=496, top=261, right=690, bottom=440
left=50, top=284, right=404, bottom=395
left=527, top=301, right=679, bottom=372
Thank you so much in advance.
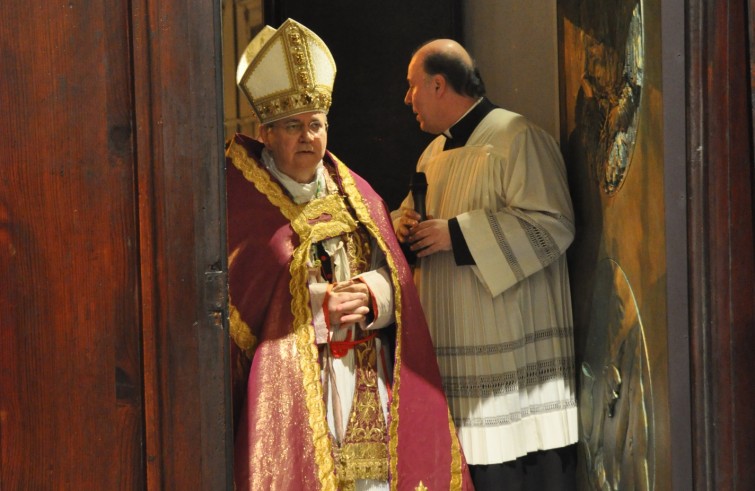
left=443, top=98, right=497, bottom=150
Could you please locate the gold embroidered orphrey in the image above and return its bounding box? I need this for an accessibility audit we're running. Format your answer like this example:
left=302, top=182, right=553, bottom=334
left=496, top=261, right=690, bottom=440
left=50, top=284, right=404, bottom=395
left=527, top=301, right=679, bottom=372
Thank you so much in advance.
left=332, top=340, right=389, bottom=490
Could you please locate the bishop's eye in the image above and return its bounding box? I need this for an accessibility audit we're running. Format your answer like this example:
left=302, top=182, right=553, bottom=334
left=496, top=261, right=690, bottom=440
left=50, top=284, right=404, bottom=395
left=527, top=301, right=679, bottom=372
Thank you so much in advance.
left=283, top=122, right=304, bottom=134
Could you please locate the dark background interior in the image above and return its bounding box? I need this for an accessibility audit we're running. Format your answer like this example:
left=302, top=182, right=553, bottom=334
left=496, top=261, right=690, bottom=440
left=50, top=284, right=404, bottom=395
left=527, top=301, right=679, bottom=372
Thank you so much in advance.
left=265, top=0, right=463, bottom=209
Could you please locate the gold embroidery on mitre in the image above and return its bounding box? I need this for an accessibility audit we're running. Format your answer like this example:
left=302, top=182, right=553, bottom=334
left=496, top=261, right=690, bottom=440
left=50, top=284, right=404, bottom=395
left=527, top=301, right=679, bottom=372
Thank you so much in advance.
left=415, top=481, right=428, bottom=491
left=236, top=19, right=335, bottom=124
left=252, top=22, right=333, bottom=122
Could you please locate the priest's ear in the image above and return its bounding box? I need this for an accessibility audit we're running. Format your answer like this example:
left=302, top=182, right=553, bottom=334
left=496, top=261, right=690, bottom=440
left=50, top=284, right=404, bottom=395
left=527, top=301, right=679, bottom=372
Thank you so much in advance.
left=432, top=74, right=447, bottom=97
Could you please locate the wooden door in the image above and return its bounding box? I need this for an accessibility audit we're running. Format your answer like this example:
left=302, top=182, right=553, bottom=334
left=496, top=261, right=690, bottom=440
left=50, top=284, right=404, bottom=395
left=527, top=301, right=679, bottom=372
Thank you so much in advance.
left=0, top=0, right=231, bottom=488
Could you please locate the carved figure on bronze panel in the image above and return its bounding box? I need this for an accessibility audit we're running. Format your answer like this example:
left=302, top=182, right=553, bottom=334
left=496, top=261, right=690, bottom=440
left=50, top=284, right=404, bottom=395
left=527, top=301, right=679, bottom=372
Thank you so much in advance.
left=570, top=1, right=644, bottom=195
left=580, top=259, right=654, bottom=490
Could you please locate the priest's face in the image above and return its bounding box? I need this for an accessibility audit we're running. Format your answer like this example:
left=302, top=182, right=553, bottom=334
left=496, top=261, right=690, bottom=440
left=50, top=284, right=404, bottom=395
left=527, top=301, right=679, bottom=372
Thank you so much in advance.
left=260, top=112, right=328, bottom=183
left=405, top=55, right=444, bottom=134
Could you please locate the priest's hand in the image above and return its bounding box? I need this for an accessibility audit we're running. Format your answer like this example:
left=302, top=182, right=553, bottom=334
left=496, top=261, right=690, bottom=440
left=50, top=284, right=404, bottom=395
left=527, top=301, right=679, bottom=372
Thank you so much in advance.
left=327, top=280, right=371, bottom=329
left=393, top=207, right=422, bottom=243
left=408, top=218, right=451, bottom=257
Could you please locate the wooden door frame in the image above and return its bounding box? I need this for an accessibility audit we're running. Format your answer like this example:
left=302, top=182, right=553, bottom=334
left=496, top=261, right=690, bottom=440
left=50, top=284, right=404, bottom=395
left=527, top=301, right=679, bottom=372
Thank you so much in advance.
left=662, top=0, right=693, bottom=489
left=687, top=0, right=755, bottom=489
left=123, top=0, right=755, bottom=487
left=131, top=0, right=232, bottom=488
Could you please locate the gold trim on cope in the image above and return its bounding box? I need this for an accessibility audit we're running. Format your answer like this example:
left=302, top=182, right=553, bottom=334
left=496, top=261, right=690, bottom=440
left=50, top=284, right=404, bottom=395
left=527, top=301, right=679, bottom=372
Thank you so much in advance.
left=448, top=408, right=463, bottom=489
left=334, top=157, right=465, bottom=489
left=229, top=301, right=258, bottom=359
left=229, top=143, right=337, bottom=489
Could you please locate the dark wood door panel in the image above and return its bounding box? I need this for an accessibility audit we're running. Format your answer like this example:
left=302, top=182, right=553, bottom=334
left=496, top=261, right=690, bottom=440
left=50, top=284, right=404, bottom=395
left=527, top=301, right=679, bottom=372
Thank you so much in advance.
left=130, top=0, right=231, bottom=487
left=1, top=0, right=232, bottom=488
left=0, top=0, right=143, bottom=489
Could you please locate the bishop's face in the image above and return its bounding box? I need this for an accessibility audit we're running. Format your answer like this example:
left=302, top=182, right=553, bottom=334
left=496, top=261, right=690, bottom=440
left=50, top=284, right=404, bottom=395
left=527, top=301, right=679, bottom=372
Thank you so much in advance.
left=260, top=111, right=328, bottom=183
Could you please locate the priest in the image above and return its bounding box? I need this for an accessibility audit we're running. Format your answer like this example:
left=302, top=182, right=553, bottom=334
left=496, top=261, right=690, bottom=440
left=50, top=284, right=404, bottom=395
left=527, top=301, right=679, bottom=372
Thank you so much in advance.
left=395, top=38, right=578, bottom=491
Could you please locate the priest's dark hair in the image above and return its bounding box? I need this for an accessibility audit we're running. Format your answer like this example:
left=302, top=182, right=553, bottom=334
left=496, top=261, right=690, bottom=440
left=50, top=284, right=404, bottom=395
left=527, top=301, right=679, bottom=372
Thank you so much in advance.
left=418, top=44, right=486, bottom=98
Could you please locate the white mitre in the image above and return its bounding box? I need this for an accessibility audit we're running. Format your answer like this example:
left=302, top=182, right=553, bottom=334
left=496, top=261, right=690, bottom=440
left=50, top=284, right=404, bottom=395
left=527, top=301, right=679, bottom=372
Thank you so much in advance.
left=236, top=18, right=337, bottom=124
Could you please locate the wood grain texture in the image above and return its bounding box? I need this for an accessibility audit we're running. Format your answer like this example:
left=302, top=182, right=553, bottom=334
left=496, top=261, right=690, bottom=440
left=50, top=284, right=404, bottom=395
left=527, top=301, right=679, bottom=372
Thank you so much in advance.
left=1, top=0, right=231, bottom=489
left=751, top=0, right=755, bottom=151
left=0, top=0, right=143, bottom=488
left=131, top=0, right=231, bottom=488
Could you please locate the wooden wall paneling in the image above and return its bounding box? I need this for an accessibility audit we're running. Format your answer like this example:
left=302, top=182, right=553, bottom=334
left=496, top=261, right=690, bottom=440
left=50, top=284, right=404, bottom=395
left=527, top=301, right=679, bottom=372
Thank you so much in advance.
left=222, top=0, right=240, bottom=138
left=221, top=0, right=264, bottom=139
left=688, top=0, right=755, bottom=489
left=131, top=0, right=163, bottom=485
left=231, top=0, right=264, bottom=138
left=0, top=0, right=144, bottom=488
left=131, top=0, right=232, bottom=488
left=687, top=2, right=710, bottom=488
left=724, top=2, right=755, bottom=483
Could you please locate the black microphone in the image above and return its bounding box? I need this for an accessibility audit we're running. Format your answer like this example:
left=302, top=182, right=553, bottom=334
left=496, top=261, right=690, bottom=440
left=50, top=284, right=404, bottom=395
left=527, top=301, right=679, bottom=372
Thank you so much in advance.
left=410, top=172, right=427, bottom=221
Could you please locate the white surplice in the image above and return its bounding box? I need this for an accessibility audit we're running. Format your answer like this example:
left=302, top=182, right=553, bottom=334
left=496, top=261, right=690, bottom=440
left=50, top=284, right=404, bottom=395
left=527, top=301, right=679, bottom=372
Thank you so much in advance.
left=395, top=108, right=578, bottom=465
